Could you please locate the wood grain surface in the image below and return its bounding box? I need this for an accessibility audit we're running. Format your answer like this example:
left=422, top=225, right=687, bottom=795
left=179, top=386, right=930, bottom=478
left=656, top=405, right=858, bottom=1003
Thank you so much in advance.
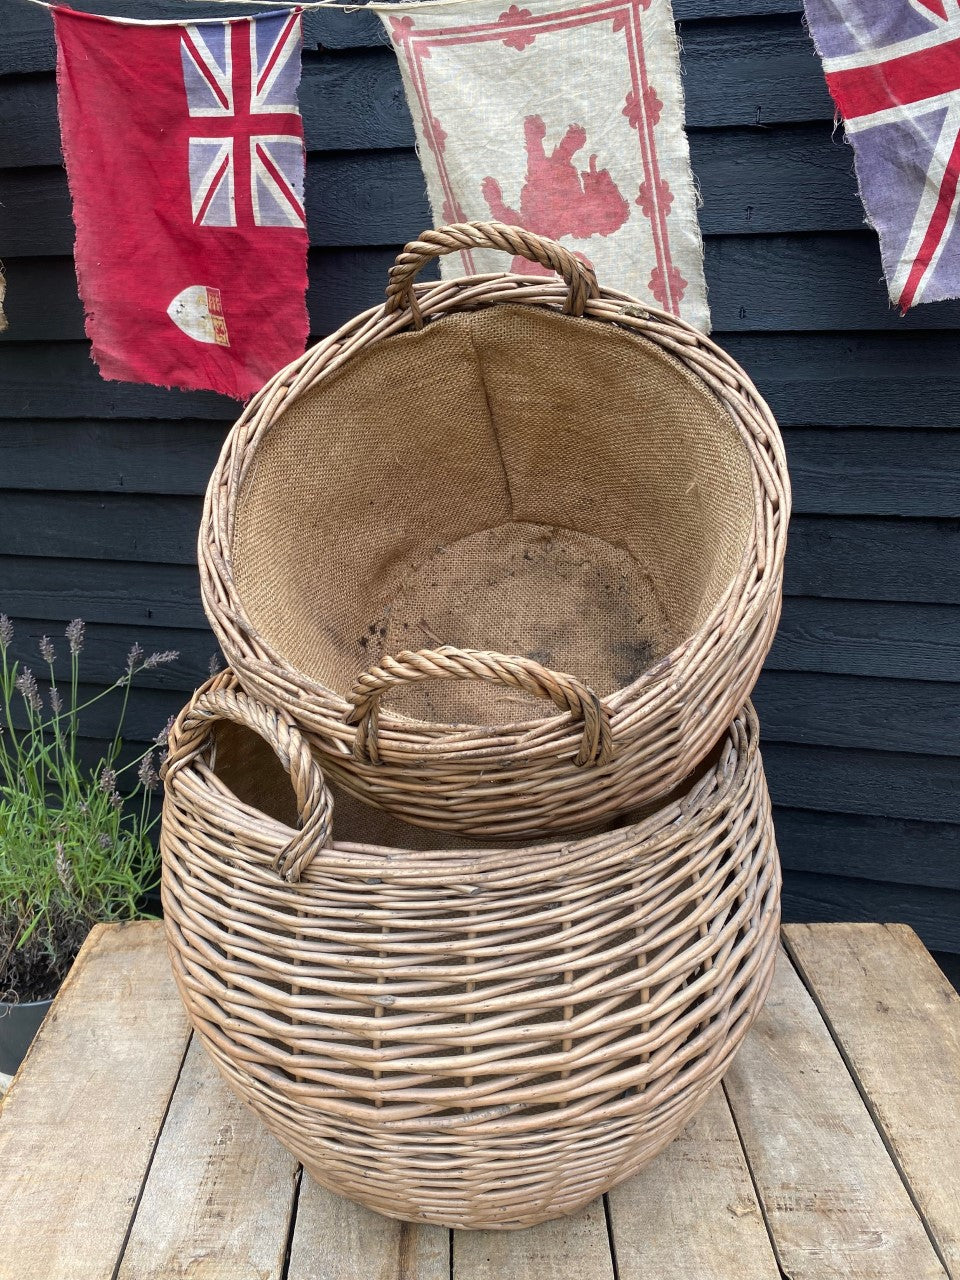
left=785, top=922, right=960, bottom=1277
left=2, top=923, right=958, bottom=1278
left=0, top=923, right=190, bottom=1280
left=1, top=1, right=959, bottom=950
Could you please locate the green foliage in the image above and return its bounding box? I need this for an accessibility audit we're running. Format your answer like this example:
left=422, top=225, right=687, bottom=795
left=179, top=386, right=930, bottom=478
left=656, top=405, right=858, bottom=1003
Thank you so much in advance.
left=0, top=616, right=177, bottom=1002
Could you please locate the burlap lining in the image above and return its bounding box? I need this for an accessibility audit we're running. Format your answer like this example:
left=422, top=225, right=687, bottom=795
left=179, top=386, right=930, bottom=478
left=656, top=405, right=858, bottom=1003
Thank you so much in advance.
left=233, top=304, right=754, bottom=727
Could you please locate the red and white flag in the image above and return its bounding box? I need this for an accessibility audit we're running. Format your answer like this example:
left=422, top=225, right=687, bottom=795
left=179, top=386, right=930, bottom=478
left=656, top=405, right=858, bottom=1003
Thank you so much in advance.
left=53, top=6, right=309, bottom=400
left=377, top=0, right=709, bottom=330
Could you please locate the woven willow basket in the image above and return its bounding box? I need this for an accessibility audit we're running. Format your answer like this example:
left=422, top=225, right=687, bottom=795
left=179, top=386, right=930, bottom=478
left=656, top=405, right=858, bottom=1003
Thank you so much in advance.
left=200, top=221, right=789, bottom=837
left=161, top=673, right=781, bottom=1230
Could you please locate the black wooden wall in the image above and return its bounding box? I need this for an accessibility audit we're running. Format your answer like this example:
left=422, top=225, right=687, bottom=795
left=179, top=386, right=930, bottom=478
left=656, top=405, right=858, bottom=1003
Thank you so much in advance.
left=1, top=0, right=959, bottom=950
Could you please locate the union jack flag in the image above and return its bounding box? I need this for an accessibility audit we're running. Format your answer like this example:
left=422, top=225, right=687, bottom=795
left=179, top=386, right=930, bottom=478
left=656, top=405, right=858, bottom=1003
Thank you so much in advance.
left=180, top=11, right=306, bottom=229
left=805, top=0, right=960, bottom=309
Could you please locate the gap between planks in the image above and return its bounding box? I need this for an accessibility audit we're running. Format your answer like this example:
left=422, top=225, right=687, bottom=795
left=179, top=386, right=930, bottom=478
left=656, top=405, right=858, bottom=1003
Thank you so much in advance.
left=3, top=924, right=957, bottom=1280
left=783, top=923, right=960, bottom=1279
left=724, top=947, right=949, bottom=1279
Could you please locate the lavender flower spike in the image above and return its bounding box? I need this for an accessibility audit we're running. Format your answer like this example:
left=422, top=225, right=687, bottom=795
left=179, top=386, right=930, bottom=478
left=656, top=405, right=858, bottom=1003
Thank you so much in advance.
left=126, top=642, right=144, bottom=672
left=39, top=635, right=56, bottom=664
left=143, top=649, right=179, bottom=670
left=138, top=751, right=160, bottom=791
left=65, top=618, right=85, bottom=655
left=0, top=615, right=12, bottom=648
left=155, top=714, right=176, bottom=747
left=15, top=668, right=42, bottom=714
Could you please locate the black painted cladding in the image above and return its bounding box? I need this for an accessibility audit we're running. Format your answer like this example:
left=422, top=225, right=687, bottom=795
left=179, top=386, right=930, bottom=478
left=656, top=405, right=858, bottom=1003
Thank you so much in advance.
left=1, top=2, right=959, bottom=950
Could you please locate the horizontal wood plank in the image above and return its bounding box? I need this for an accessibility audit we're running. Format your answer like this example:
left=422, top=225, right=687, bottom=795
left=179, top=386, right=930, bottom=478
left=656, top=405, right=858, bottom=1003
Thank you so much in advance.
left=723, top=951, right=948, bottom=1279
left=0, top=126, right=864, bottom=258
left=784, top=922, right=960, bottom=1277
left=287, top=1177, right=449, bottom=1280
left=776, top=808, right=960, bottom=893
left=719, top=333, right=960, bottom=429
left=0, top=3, right=807, bottom=76
left=5, top=332, right=960, bottom=425
left=0, top=491, right=203, bottom=563
left=9, top=237, right=960, bottom=345
left=453, top=1198, right=613, bottom=1280
left=782, top=872, right=960, bottom=955
left=5, top=573, right=960, bottom=686
left=0, top=343, right=237, bottom=418
left=3, top=617, right=220, bottom=689
left=706, top=235, right=960, bottom=333
left=4, top=418, right=959, bottom=519
left=607, top=1089, right=780, bottom=1279
left=753, top=670, right=960, bottom=757
left=7, top=677, right=183, bottom=745
left=0, top=417, right=226, bottom=491
left=783, top=517, right=960, bottom=604
left=4, top=493, right=958, bottom=606
left=771, top=597, right=960, bottom=683
left=18, top=666, right=957, bottom=760
left=6, top=591, right=960, bottom=686
left=786, top=429, right=960, bottom=517
left=762, top=743, right=960, bottom=824
left=0, top=921, right=190, bottom=1280
left=117, top=1037, right=300, bottom=1280
left=0, top=19, right=835, bottom=168
left=0, top=557, right=206, bottom=628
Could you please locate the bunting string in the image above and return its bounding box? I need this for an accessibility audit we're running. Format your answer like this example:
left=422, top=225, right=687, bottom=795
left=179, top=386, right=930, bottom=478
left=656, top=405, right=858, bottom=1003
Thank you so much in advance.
left=22, top=0, right=480, bottom=18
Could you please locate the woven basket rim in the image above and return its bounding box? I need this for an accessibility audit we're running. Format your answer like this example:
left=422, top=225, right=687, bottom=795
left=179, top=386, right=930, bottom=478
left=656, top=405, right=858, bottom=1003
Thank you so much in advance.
left=201, top=272, right=789, bottom=745
left=166, top=672, right=760, bottom=875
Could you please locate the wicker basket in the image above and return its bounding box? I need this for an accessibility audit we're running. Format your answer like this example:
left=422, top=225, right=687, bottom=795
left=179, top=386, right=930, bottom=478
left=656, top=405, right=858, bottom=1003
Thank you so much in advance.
left=200, top=221, right=789, bottom=837
left=161, top=673, right=781, bottom=1230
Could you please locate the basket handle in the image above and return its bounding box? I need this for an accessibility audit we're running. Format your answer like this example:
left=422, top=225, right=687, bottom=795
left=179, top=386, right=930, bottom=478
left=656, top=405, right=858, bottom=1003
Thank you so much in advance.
left=384, top=222, right=600, bottom=327
left=162, top=675, right=333, bottom=884
left=344, top=645, right=613, bottom=768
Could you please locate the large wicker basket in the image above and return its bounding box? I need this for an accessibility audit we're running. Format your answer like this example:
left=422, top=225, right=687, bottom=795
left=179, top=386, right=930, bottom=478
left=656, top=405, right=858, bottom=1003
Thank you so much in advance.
left=161, top=673, right=781, bottom=1230
left=200, top=221, right=789, bottom=837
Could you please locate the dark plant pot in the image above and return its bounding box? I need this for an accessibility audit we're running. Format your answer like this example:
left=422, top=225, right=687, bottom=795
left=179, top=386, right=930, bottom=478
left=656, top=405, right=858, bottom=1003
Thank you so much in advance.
left=0, top=997, right=53, bottom=1076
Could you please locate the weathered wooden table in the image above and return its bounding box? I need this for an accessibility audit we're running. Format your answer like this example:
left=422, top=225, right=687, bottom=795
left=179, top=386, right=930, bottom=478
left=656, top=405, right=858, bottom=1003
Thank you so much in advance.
left=0, top=920, right=958, bottom=1279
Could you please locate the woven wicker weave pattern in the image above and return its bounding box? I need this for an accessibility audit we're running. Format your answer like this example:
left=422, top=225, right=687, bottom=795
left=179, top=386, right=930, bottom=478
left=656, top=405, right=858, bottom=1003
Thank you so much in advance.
left=199, top=222, right=790, bottom=838
left=161, top=674, right=781, bottom=1230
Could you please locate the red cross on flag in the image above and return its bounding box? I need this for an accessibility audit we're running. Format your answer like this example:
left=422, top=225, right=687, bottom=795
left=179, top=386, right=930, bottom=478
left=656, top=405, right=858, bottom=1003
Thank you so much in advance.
left=53, top=6, right=309, bottom=400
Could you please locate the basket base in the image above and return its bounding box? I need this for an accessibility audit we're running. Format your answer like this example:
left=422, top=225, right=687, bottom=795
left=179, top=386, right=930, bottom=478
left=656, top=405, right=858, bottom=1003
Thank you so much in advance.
left=374, top=520, right=674, bottom=725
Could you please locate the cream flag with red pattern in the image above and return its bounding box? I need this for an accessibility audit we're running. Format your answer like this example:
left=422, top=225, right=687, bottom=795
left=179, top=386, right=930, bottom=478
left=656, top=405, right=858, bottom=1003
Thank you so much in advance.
left=377, top=0, right=709, bottom=331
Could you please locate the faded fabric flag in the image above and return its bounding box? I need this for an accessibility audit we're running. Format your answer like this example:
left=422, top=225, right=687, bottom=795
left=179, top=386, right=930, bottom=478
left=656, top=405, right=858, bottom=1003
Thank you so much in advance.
left=53, top=6, right=309, bottom=400
left=804, top=0, right=960, bottom=310
left=377, top=0, right=710, bottom=331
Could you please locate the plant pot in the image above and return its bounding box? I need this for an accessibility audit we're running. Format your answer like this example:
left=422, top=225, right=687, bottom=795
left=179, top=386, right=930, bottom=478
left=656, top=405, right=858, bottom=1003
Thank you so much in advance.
left=0, top=997, right=53, bottom=1076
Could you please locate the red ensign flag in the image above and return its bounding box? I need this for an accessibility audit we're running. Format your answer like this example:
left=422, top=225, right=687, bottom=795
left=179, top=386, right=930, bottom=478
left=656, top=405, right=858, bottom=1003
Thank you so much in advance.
left=53, top=6, right=310, bottom=401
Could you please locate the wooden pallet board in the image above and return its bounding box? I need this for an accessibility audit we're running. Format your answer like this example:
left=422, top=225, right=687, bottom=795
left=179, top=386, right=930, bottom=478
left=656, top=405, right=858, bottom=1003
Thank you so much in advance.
left=785, top=923, right=960, bottom=1277
left=0, top=922, right=957, bottom=1278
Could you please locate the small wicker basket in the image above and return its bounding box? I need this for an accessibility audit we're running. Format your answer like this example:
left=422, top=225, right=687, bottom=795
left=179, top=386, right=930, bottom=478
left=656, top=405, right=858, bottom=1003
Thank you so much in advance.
left=161, top=673, right=781, bottom=1230
left=200, top=222, right=789, bottom=838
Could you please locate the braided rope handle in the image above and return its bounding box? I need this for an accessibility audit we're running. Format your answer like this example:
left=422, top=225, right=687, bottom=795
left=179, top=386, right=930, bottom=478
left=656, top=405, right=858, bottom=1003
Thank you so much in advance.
left=345, top=645, right=613, bottom=768
left=384, top=222, right=600, bottom=328
left=162, top=677, right=334, bottom=883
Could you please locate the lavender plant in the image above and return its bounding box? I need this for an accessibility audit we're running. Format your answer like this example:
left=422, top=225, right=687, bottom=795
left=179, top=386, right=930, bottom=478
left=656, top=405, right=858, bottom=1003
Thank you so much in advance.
left=0, top=616, right=177, bottom=1003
